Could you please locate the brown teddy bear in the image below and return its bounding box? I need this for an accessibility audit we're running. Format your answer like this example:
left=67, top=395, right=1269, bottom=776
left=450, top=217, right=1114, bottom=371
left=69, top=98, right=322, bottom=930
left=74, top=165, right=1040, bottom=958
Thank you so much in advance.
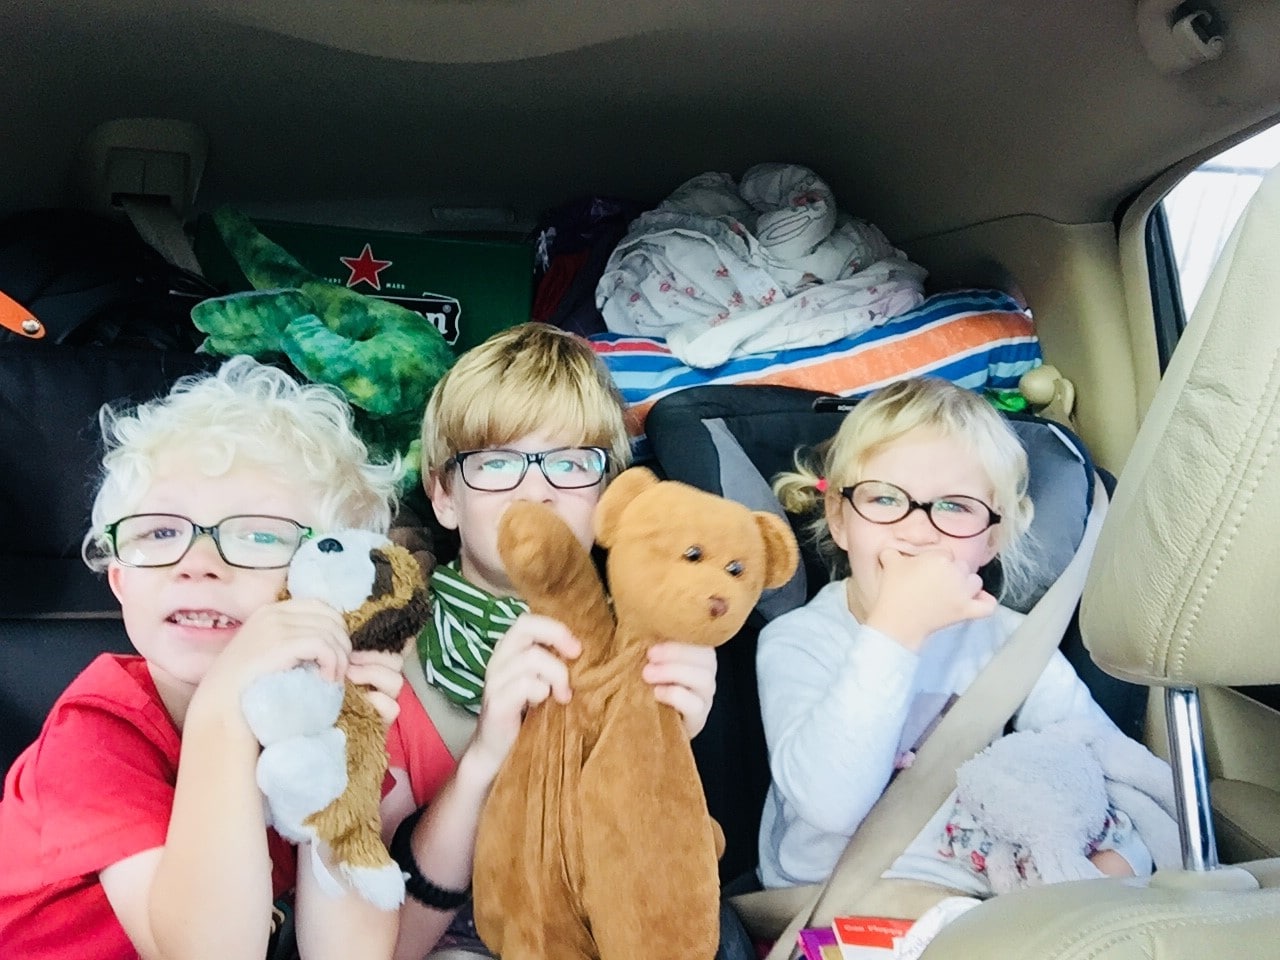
left=473, top=467, right=798, bottom=960
left=242, top=529, right=432, bottom=909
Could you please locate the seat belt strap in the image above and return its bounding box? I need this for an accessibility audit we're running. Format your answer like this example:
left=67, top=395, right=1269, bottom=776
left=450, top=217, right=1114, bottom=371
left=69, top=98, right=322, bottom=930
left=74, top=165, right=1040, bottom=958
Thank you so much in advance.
left=119, top=195, right=205, bottom=276
left=402, top=644, right=478, bottom=760
left=750, top=476, right=1109, bottom=959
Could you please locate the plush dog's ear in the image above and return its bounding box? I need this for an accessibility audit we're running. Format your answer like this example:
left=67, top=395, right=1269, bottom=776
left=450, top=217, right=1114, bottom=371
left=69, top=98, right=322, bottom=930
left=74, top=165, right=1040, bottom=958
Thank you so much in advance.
left=595, top=467, right=659, bottom=549
left=387, top=507, right=437, bottom=582
left=753, top=511, right=800, bottom=589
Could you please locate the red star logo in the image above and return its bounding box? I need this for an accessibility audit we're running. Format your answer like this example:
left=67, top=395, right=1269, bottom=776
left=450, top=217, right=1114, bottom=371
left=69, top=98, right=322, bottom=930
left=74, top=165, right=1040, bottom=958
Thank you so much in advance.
left=339, top=243, right=393, bottom=290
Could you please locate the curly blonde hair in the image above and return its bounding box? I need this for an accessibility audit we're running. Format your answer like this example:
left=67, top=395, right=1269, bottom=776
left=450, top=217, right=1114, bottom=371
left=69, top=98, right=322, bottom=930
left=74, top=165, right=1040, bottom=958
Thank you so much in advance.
left=773, top=378, right=1039, bottom=605
left=84, top=356, right=402, bottom=570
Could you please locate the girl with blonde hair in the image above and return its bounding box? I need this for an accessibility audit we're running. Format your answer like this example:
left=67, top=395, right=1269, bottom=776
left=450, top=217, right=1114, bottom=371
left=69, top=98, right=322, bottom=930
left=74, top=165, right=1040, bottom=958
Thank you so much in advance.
left=756, top=377, right=1153, bottom=896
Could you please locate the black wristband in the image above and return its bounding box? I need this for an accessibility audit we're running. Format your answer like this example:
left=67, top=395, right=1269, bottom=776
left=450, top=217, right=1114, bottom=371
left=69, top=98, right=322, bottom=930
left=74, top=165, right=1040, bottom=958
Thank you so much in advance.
left=389, top=806, right=472, bottom=910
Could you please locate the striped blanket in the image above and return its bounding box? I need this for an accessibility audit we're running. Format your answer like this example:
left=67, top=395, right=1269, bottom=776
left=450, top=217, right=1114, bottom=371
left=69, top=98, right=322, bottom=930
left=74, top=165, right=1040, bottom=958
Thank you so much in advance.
left=591, top=289, right=1041, bottom=452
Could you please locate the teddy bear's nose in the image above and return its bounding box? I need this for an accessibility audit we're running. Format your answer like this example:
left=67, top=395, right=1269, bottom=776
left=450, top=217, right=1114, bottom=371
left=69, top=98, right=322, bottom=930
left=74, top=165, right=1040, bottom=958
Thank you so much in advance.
left=708, top=596, right=728, bottom=618
left=317, top=538, right=344, bottom=554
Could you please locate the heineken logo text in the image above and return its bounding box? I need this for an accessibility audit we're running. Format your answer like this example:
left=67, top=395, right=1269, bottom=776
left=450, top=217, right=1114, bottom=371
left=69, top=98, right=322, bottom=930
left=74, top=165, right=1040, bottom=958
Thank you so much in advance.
left=382, top=293, right=462, bottom=343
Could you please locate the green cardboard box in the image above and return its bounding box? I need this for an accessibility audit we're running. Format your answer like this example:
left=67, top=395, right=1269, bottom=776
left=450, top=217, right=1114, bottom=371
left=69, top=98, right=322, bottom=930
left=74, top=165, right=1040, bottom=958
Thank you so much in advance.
left=193, top=216, right=534, bottom=355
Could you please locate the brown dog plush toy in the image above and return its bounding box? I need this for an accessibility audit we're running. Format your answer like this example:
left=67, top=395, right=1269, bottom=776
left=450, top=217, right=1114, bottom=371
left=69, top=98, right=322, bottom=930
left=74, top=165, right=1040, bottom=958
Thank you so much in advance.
left=241, top=529, right=431, bottom=909
left=473, top=467, right=798, bottom=960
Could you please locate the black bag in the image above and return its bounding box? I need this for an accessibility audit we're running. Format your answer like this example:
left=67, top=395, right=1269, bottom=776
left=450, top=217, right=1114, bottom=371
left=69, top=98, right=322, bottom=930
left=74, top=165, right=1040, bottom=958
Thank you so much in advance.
left=0, top=208, right=216, bottom=350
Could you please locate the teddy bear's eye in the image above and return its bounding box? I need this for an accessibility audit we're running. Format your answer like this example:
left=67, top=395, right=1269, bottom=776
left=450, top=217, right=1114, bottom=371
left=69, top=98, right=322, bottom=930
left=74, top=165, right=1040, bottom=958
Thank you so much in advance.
left=725, top=560, right=744, bottom=577
left=683, top=546, right=703, bottom=562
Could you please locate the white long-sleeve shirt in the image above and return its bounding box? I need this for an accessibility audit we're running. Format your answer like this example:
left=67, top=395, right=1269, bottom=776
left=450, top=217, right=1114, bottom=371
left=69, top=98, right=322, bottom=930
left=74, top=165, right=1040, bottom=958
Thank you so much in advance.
left=756, top=580, right=1151, bottom=891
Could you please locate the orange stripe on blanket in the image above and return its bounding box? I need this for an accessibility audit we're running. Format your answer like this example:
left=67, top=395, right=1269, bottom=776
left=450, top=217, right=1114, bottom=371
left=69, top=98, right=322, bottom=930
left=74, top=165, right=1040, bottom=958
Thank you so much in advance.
left=623, top=311, right=1035, bottom=436
left=745, top=311, right=1035, bottom=394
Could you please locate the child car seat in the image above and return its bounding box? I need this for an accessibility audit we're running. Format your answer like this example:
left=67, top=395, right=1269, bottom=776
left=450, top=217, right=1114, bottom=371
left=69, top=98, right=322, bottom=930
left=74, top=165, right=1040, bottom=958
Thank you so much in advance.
left=642, top=383, right=1145, bottom=884
left=0, top=342, right=221, bottom=782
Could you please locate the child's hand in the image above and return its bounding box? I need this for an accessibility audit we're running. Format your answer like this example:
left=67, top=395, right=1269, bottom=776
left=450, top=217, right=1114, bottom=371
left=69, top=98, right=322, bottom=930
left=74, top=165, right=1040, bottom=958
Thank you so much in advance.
left=1088, top=848, right=1136, bottom=878
left=469, top=613, right=581, bottom=778
left=865, top=548, right=997, bottom=652
left=196, top=598, right=353, bottom=711
left=643, top=642, right=717, bottom=739
left=347, top=649, right=405, bottom=728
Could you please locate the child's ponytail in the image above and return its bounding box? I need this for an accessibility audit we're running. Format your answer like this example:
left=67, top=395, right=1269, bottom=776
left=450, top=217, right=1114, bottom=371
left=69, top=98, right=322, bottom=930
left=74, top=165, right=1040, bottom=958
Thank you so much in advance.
left=773, top=454, right=827, bottom=515
left=773, top=445, right=851, bottom=579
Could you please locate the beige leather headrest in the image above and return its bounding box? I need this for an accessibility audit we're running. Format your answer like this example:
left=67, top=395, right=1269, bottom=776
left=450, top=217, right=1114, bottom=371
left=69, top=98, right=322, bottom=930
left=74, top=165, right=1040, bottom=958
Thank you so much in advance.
left=1082, top=161, right=1280, bottom=687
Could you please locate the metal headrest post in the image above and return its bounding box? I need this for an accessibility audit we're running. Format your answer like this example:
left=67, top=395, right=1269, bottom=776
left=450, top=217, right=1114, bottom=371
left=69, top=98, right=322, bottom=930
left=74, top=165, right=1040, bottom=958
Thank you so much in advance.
left=1165, top=686, right=1220, bottom=871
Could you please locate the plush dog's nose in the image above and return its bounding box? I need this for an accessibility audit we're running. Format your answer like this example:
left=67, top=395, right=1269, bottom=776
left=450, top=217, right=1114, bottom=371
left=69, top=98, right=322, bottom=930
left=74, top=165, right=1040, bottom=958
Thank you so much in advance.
left=709, top=596, right=728, bottom=618
left=317, top=538, right=344, bottom=554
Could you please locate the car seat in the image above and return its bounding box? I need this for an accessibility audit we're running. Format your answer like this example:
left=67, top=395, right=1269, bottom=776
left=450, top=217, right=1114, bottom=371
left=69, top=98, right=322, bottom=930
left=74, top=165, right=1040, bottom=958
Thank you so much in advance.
left=642, top=383, right=1146, bottom=886
left=0, top=342, right=220, bottom=782
left=902, top=155, right=1280, bottom=960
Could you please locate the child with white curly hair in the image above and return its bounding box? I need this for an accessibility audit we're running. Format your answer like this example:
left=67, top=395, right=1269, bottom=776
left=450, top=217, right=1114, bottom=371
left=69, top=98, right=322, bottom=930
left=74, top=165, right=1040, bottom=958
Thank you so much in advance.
left=0, top=357, right=417, bottom=960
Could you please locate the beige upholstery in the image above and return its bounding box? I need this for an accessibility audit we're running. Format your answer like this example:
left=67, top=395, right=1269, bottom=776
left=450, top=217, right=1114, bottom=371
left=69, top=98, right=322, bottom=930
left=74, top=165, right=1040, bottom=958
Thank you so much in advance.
left=922, top=863, right=1280, bottom=959
left=1080, top=160, right=1280, bottom=688
left=1213, top=779, right=1280, bottom=864
left=914, top=165, right=1280, bottom=958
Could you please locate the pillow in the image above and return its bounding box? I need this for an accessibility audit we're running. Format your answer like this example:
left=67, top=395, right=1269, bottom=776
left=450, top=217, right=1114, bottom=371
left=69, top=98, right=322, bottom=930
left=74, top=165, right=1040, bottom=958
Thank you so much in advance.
left=592, top=289, right=1041, bottom=457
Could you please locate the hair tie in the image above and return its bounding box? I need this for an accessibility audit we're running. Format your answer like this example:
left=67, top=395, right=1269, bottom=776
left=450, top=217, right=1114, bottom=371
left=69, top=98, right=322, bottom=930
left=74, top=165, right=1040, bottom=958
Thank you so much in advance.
left=814, top=477, right=829, bottom=493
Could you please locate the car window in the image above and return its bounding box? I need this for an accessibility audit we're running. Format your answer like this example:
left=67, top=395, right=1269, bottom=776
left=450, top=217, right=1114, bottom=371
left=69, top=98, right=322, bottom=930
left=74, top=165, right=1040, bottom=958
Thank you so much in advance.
left=1163, top=123, right=1280, bottom=321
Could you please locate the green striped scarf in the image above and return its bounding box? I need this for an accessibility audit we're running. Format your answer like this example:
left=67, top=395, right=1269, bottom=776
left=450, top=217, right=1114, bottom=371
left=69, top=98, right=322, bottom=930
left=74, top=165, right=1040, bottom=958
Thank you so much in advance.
left=417, top=560, right=529, bottom=713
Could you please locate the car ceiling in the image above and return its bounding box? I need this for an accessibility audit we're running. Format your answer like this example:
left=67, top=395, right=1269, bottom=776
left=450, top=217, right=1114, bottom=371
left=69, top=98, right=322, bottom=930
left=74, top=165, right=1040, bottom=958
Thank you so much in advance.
left=4, top=0, right=1280, bottom=241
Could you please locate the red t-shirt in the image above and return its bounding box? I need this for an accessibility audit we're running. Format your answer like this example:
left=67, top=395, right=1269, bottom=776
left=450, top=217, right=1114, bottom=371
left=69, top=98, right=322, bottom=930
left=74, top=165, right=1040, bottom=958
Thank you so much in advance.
left=386, top=681, right=457, bottom=806
left=0, top=655, right=456, bottom=960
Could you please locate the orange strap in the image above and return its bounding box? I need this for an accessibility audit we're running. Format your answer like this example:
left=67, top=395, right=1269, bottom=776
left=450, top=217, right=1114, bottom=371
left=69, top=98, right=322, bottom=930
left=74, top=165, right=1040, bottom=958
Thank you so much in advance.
left=0, top=289, right=43, bottom=339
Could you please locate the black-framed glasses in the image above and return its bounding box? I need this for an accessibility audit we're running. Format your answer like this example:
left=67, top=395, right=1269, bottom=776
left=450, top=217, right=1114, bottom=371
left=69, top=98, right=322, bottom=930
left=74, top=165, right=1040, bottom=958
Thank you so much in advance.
left=840, top=481, right=1000, bottom=539
left=448, top=446, right=609, bottom=492
left=104, top=514, right=314, bottom=569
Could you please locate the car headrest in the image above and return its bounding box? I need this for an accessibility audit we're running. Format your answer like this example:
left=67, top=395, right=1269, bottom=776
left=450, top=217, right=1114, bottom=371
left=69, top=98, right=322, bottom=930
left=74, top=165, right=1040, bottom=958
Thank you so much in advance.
left=646, top=384, right=1096, bottom=617
left=1081, top=161, right=1280, bottom=688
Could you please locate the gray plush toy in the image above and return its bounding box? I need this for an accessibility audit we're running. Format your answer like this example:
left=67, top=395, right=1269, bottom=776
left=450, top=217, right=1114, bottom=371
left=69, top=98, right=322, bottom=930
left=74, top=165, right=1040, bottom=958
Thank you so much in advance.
left=951, top=720, right=1182, bottom=893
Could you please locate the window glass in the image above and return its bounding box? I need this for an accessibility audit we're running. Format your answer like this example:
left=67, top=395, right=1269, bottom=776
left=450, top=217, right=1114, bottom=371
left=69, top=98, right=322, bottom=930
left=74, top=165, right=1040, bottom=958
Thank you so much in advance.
left=1163, top=124, right=1280, bottom=317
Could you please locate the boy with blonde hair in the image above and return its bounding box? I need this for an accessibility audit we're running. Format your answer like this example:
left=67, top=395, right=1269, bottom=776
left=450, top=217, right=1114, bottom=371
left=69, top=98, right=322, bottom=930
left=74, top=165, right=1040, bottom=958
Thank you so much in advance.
left=0, top=357, right=417, bottom=960
left=388, top=323, right=753, bottom=960
left=414, top=322, right=710, bottom=728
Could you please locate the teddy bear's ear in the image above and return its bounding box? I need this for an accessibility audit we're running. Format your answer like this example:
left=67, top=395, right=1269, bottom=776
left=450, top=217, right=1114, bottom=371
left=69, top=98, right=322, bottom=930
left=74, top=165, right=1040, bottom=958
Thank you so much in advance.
left=595, top=467, right=660, bottom=548
left=753, top=511, right=800, bottom=589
